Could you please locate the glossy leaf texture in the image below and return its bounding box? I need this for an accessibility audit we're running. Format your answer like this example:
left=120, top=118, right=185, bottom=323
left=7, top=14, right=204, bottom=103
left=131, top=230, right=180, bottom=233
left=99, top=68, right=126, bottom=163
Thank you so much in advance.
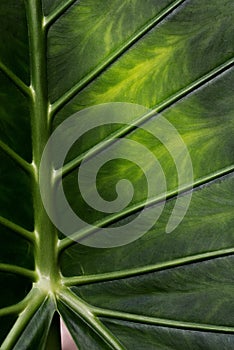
left=0, top=0, right=234, bottom=349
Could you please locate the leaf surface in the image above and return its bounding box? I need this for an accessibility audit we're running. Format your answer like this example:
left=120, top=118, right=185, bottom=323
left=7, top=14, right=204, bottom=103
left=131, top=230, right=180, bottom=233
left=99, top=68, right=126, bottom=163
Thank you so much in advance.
left=0, top=0, right=233, bottom=349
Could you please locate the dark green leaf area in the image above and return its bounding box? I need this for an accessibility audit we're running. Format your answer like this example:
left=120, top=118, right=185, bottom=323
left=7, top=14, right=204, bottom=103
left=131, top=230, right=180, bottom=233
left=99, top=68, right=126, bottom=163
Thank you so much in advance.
left=0, top=150, right=33, bottom=230
left=0, top=0, right=29, bottom=84
left=60, top=174, right=234, bottom=276
left=47, top=0, right=173, bottom=101
left=186, top=0, right=234, bottom=77
left=0, top=273, right=31, bottom=309
left=61, top=123, right=126, bottom=167
left=73, top=255, right=234, bottom=326
left=13, top=298, right=55, bottom=350
left=103, top=319, right=234, bottom=350
left=0, top=315, right=17, bottom=345
left=58, top=301, right=112, bottom=350
left=160, top=67, right=234, bottom=180
left=194, top=68, right=234, bottom=117
left=0, top=71, right=31, bottom=161
left=0, top=225, right=33, bottom=269
left=61, top=157, right=149, bottom=225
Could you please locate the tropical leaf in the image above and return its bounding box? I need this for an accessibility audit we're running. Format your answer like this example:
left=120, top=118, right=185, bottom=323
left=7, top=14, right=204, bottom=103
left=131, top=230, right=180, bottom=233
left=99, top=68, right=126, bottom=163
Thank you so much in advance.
left=0, top=0, right=233, bottom=349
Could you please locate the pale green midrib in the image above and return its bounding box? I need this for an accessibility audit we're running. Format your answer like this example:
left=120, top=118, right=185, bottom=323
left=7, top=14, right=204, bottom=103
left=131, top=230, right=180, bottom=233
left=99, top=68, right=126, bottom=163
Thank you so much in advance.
left=58, top=288, right=126, bottom=350
left=0, top=3, right=60, bottom=347
left=0, top=2, right=55, bottom=348
left=0, top=60, right=30, bottom=97
left=50, top=0, right=187, bottom=116
left=92, top=307, right=234, bottom=334
left=62, top=247, right=234, bottom=287
left=26, top=0, right=59, bottom=282
left=44, top=0, right=78, bottom=28
left=58, top=165, right=234, bottom=252
left=0, top=264, right=36, bottom=281
left=0, top=216, right=34, bottom=243
left=57, top=58, right=234, bottom=180
left=0, top=139, right=33, bottom=176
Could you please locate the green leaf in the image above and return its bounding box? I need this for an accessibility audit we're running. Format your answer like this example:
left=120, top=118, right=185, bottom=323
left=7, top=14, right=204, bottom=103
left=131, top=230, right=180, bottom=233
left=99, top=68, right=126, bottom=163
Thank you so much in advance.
left=0, top=0, right=233, bottom=349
